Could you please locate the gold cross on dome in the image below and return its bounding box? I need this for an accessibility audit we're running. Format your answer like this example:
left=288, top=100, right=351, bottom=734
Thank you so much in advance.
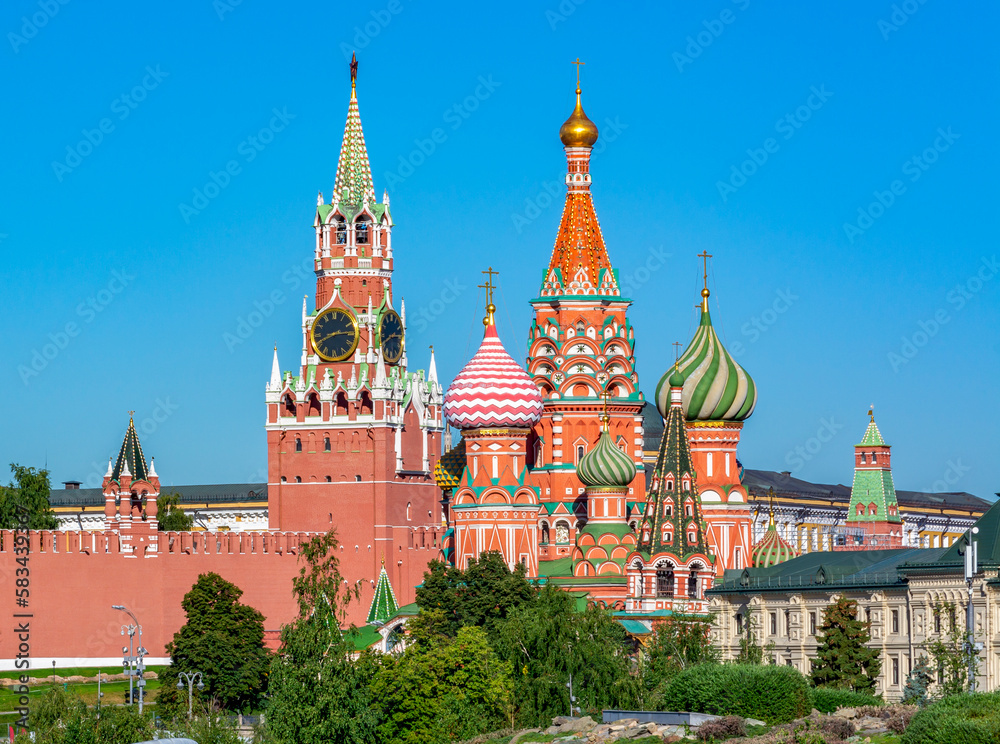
left=478, top=266, right=498, bottom=305
left=599, top=389, right=611, bottom=431
left=697, top=250, right=712, bottom=290
left=572, top=57, right=585, bottom=87
left=672, top=341, right=682, bottom=362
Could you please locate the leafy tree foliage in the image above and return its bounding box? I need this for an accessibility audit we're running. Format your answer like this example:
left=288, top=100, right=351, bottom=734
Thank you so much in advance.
left=902, top=654, right=934, bottom=706
left=643, top=613, right=719, bottom=703
left=736, top=613, right=775, bottom=666
left=496, top=584, right=639, bottom=726
left=927, top=601, right=978, bottom=697
left=372, top=625, right=513, bottom=744
left=810, top=597, right=882, bottom=692
left=413, top=553, right=537, bottom=638
left=156, top=491, right=193, bottom=531
left=264, top=531, right=379, bottom=744
left=172, top=713, right=245, bottom=744
left=157, top=572, right=270, bottom=718
left=0, top=464, right=58, bottom=530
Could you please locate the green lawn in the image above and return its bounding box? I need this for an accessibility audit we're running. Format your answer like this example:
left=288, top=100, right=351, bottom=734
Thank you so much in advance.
left=0, top=679, right=162, bottom=725
left=0, top=666, right=168, bottom=681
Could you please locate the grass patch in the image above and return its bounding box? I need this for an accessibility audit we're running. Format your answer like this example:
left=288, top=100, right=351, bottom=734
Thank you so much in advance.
left=0, top=666, right=168, bottom=681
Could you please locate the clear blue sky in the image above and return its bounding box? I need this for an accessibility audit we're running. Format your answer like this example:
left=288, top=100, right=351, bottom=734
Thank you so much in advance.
left=3, top=0, right=998, bottom=501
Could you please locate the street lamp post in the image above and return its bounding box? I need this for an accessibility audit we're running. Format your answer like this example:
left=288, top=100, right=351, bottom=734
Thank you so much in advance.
left=964, top=527, right=980, bottom=693
left=176, top=672, right=205, bottom=720
left=112, top=605, right=147, bottom=714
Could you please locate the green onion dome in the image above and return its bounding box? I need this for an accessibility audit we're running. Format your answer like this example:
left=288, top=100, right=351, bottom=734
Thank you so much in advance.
left=655, top=293, right=757, bottom=421
left=577, top=429, right=636, bottom=489
left=751, top=521, right=798, bottom=568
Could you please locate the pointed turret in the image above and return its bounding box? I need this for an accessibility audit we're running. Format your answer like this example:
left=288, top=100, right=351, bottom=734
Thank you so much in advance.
left=332, top=52, right=376, bottom=213
left=427, top=345, right=438, bottom=384
left=112, top=416, right=149, bottom=483
left=367, top=558, right=399, bottom=625
left=269, top=346, right=281, bottom=390
left=847, top=409, right=901, bottom=525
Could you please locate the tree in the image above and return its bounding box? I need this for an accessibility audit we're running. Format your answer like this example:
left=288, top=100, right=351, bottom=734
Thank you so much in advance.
left=413, top=553, right=537, bottom=639
left=736, top=613, right=775, bottom=666
left=157, top=491, right=193, bottom=531
left=496, top=584, right=639, bottom=726
left=157, top=572, right=270, bottom=718
left=0, top=464, right=58, bottom=530
left=372, top=625, right=513, bottom=744
left=264, top=531, right=379, bottom=744
left=927, top=601, right=979, bottom=697
left=902, top=655, right=934, bottom=706
left=810, top=597, right=882, bottom=693
left=643, top=613, right=720, bottom=700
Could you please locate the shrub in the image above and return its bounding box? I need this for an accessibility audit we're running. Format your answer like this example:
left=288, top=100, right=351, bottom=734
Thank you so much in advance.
left=810, top=687, right=882, bottom=713
left=697, top=715, right=746, bottom=741
left=884, top=704, right=918, bottom=734
left=658, top=664, right=812, bottom=724
left=902, top=692, right=1000, bottom=744
left=819, top=716, right=854, bottom=740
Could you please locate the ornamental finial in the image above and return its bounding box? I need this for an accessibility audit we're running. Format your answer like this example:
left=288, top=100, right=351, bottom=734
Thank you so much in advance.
left=479, top=266, right=499, bottom=326
left=599, top=389, right=611, bottom=432
left=767, top=486, right=776, bottom=529
left=571, top=57, right=585, bottom=92
left=697, top=250, right=713, bottom=311
left=869, top=405, right=875, bottom=423
left=350, top=52, right=358, bottom=92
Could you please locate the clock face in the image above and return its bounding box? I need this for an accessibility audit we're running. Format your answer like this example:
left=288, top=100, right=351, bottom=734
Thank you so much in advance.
left=379, top=309, right=404, bottom=364
left=311, top=308, right=359, bottom=362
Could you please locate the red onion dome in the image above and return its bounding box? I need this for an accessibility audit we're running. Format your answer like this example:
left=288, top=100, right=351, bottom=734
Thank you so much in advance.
left=443, top=324, right=544, bottom=429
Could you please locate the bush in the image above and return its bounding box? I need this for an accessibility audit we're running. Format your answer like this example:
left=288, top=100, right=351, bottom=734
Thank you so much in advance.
left=697, top=715, right=746, bottom=741
left=819, top=716, right=854, bottom=740
left=810, top=687, right=883, bottom=713
left=658, top=664, right=812, bottom=724
left=902, top=692, right=1000, bottom=744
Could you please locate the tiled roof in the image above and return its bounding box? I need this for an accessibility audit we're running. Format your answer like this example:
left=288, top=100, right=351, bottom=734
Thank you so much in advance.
left=50, top=483, right=267, bottom=508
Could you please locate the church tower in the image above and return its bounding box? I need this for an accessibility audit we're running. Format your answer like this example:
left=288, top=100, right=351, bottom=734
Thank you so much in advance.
left=264, top=55, right=444, bottom=617
left=102, top=415, right=161, bottom=558
left=658, top=260, right=757, bottom=574
left=526, top=69, right=645, bottom=556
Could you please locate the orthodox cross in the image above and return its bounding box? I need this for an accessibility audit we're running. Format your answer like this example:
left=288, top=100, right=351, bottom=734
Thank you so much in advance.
left=599, top=389, right=611, bottom=430
left=572, top=57, right=585, bottom=87
left=697, top=250, right=712, bottom=290
left=479, top=266, right=498, bottom=305
left=672, top=341, right=682, bottom=363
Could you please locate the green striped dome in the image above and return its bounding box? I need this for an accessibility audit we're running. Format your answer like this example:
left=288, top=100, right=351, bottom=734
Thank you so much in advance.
left=751, top=523, right=798, bottom=568
left=655, top=304, right=757, bottom=421
left=578, top=430, right=636, bottom=488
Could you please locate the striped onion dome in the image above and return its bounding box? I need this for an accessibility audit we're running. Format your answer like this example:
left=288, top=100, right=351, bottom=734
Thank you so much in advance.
left=751, top=520, right=798, bottom=568
left=443, top=323, right=543, bottom=429
left=577, top=429, right=635, bottom=488
left=655, top=294, right=757, bottom=421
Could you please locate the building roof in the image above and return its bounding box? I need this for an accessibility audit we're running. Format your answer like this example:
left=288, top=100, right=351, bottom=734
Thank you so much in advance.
left=366, top=563, right=399, bottom=625
left=49, top=483, right=267, bottom=509
left=578, top=428, right=636, bottom=488
left=112, top=417, right=150, bottom=483
left=936, top=498, right=1000, bottom=568
left=331, top=60, right=376, bottom=215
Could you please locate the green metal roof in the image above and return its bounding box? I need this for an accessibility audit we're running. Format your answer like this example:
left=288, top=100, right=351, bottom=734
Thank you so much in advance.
left=112, top=417, right=150, bottom=483
left=366, top=564, right=398, bottom=624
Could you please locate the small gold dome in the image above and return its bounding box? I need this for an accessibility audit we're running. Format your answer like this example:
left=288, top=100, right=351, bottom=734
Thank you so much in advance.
left=559, top=87, right=599, bottom=148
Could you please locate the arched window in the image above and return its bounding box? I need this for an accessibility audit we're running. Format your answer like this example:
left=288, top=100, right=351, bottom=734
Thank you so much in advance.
left=856, top=503, right=865, bottom=516
left=335, top=392, right=349, bottom=416
left=662, top=503, right=672, bottom=517
left=282, top=394, right=295, bottom=417
left=575, top=320, right=586, bottom=335
left=360, top=391, right=373, bottom=415
left=325, top=476, right=332, bottom=482
left=555, top=521, right=570, bottom=544
left=871, top=452, right=878, bottom=463
left=324, top=436, right=331, bottom=452
left=685, top=503, right=693, bottom=517
left=683, top=478, right=691, bottom=492
left=307, top=393, right=321, bottom=417
left=868, top=502, right=878, bottom=516
left=534, top=439, right=544, bottom=468
left=295, top=437, right=302, bottom=452
left=656, top=566, right=674, bottom=598
left=860, top=452, right=867, bottom=464
left=688, top=531, right=697, bottom=544
left=280, top=476, right=286, bottom=483
left=540, top=522, right=550, bottom=544
left=492, top=456, right=499, bottom=479
left=406, top=502, right=411, bottom=520
left=688, top=564, right=702, bottom=599
left=662, top=528, right=672, bottom=543
left=356, top=218, right=370, bottom=244
left=335, top=219, right=347, bottom=244
left=576, top=445, right=585, bottom=464
left=294, top=476, right=302, bottom=483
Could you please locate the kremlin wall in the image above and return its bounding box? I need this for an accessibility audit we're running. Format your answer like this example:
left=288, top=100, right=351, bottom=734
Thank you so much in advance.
left=2, top=59, right=990, bottom=668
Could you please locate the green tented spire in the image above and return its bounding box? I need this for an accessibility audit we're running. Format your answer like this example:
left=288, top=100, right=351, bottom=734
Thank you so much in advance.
left=847, top=410, right=902, bottom=525
left=112, top=415, right=149, bottom=483
left=332, top=53, right=376, bottom=214
left=366, top=559, right=398, bottom=625
left=859, top=419, right=886, bottom=446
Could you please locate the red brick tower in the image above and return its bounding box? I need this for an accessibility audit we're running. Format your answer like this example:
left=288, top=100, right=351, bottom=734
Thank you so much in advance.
left=526, top=74, right=645, bottom=560
left=265, top=55, right=444, bottom=614
left=102, top=415, right=161, bottom=558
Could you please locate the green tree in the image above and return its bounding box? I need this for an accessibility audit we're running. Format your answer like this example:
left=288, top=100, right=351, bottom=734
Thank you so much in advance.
left=413, top=553, right=537, bottom=639
left=157, top=491, right=194, bottom=531
left=62, top=704, right=153, bottom=744
left=927, top=601, right=978, bottom=697
left=172, top=713, right=244, bottom=744
left=643, top=613, right=720, bottom=700
left=810, top=597, right=882, bottom=692
left=264, top=531, right=378, bottom=744
left=497, top=584, right=639, bottom=726
left=736, top=613, right=775, bottom=666
left=157, top=572, right=270, bottom=718
left=372, top=625, right=513, bottom=744
left=902, top=654, right=934, bottom=706
left=0, top=464, right=58, bottom=530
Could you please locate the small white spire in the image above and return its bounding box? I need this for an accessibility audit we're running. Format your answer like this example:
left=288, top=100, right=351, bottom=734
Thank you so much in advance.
left=302, top=295, right=308, bottom=322
left=122, top=458, right=131, bottom=478
left=317, top=189, right=324, bottom=206
left=400, top=298, right=406, bottom=327
left=148, top=457, right=157, bottom=478
left=375, top=349, right=388, bottom=387
left=105, top=457, right=113, bottom=477
left=383, top=189, right=390, bottom=210
left=367, top=293, right=373, bottom=317
left=428, top=345, right=438, bottom=384
left=270, top=346, right=281, bottom=390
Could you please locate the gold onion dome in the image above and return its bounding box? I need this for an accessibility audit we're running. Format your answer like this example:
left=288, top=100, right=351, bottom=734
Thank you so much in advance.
left=559, top=87, right=599, bottom=148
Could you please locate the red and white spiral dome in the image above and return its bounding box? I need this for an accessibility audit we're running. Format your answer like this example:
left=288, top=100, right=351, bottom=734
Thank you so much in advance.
left=442, top=323, right=544, bottom=429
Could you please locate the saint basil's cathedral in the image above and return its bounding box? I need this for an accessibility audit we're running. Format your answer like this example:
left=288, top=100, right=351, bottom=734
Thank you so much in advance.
left=12, top=58, right=989, bottom=666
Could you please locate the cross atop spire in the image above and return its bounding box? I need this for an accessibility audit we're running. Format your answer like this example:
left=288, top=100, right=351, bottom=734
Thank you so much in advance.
left=479, top=267, right=498, bottom=326
left=571, top=57, right=585, bottom=90
left=333, top=54, right=376, bottom=212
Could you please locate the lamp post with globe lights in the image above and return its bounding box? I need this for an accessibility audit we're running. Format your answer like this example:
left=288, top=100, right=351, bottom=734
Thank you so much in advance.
left=176, top=671, right=205, bottom=719
left=112, top=605, right=147, bottom=713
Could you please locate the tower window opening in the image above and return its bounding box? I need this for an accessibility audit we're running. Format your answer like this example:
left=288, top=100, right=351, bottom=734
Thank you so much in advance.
left=325, top=476, right=332, bottom=483
left=324, top=436, right=331, bottom=452
left=295, top=437, right=302, bottom=452
left=575, top=321, right=585, bottom=335
left=685, top=504, right=693, bottom=517
left=666, top=480, right=674, bottom=491
left=688, top=565, right=702, bottom=599
left=576, top=445, right=585, bottom=463
left=856, top=504, right=865, bottom=516
left=294, top=476, right=301, bottom=483
left=869, top=502, right=878, bottom=516
left=860, top=452, right=867, bottom=464
left=540, top=522, right=550, bottom=544
left=335, top=220, right=347, bottom=244
left=871, top=452, right=878, bottom=463
left=663, top=503, right=672, bottom=517
left=356, top=219, right=370, bottom=244
left=655, top=567, right=674, bottom=598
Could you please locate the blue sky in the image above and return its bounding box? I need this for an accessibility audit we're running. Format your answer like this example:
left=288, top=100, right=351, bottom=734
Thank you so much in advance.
left=2, top=0, right=998, bottom=501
